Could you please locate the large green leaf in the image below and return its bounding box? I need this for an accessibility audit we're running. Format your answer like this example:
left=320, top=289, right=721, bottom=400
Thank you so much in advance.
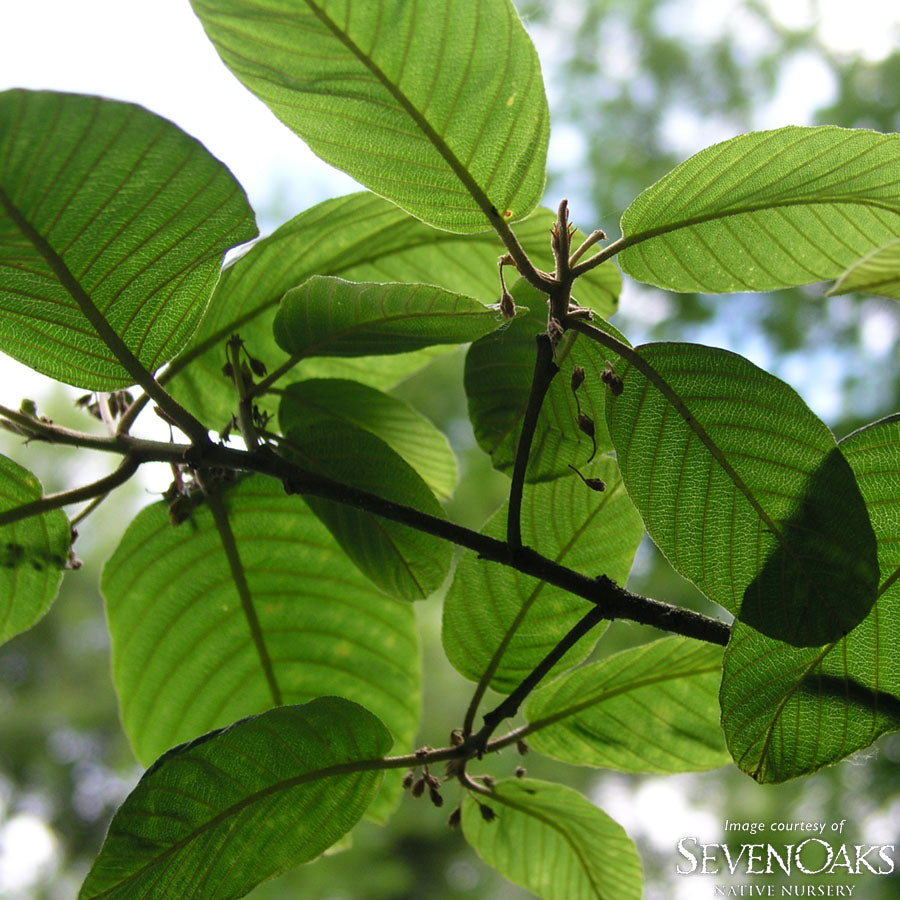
left=166, top=194, right=620, bottom=425
left=80, top=698, right=391, bottom=900
left=720, top=415, right=900, bottom=783
left=828, top=237, right=900, bottom=301
left=0, top=454, right=70, bottom=645
left=618, top=126, right=900, bottom=293
left=525, top=637, right=729, bottom=774
left=465, top=285, right=630, bottom=481
left=102, top=475, right=417, bottom=824
left=280, top=379, right=457, bottom=499
left=278, top=420, right=451, bottom=600
left=462, top=779, right=641, bottom=900
left=273, top=276, right=499, bottom=358
left=190, top=0, right=548, bottom=232
left=443, top=458, right=643, bottom=693
left=0, top=89, right=255, bottom=389
left=605, top=342, right=878, bottom=647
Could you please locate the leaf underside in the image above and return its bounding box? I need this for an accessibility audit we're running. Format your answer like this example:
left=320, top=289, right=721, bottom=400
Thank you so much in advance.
left=167, top=195, right=620, bottom=426
left=606, top=341, right=878, bottom=647
left=79, top=698, right=391, bottom=900
left=0, top=454, right=70, bottom=645
left=102, top=475, right=418, bottom=825
left=526, top=637, right=730, bottom=774
left=721, top=415, right=900, bottom=782
left=0, top=89, right=255, bottom=389
left=190, top=0, right=549, bottom=232
left=462, top=779, right=642, bottom=900
left=620, top=125, right=900, bottom=294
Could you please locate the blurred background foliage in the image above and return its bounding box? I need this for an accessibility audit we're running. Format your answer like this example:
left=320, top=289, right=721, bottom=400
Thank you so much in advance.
left=1, top=1, right=899, bottom=898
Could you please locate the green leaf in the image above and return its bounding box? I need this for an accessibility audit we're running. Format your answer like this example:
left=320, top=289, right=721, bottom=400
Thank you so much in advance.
left=279, top=379, right=457, bottom=500
left=190, top=0, right=548, bottom=232
left=443, top=458, right=643, bottom=693
left=721, top=415, right=900, bottom=783
left=525, top=637, right=729, bottom=774
left=606, top=342, right=878, bottom=647
left=462, top=779, right=641, bottom=900
left=79, top=698, right=391, bottom=900
left=273, top=276, right=500, bottom=359
left=278, top=420, right=451, bottom=600
left=465, top=285, right=630, bottom=481
left=828, top=237, right=900, bottom=300
left=0, top=454, right=70, bottom=645
left=166, top=194, right=620, bottom=425
left=0, top=89, right=256, bottom=389
left=619, top=126, right=900, bottom=293
left=101, top=475, right=418, bottom=823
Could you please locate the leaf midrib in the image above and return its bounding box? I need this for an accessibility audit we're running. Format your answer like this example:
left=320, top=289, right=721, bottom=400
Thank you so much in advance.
left=622, top=195, right=900, bottom=256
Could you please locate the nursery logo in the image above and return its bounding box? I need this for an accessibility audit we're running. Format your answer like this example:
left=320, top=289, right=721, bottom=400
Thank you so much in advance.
left=675, top=818, right=895, bottom=896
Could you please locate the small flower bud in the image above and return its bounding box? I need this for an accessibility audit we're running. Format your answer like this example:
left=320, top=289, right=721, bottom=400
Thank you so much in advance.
left=480, top=775, right=496, bottom=788
left=448, top=807, right=462, bottom=829
left=515, top=766, right=527, bottom=778
left=570, top=366, right=586, bottom=392
left=426, top=774, right=441, bottom=790
left=411, top=777, right=426, bottom=798
left=221, top=361, right=234, bottom=379
left=601, top=367, right=624, bottom=396
left=450, top=729, right=464, bottom=747
left=429, top=786, right=444, bottom=807
left=577, top=413, right=595, bottom=438
left=584, top=478, right=607, bottom=492
left=516, top=739, right=529, bottom=756
left=248, top=356, right=267, bottom=377
left=499, top=289, right=515, bottom=320
left=478, top=802, right=496, bottom=822
left=402, top=772, right=415, bottom=790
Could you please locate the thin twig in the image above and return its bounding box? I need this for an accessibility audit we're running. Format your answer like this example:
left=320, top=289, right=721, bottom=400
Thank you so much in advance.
left=465, top=603, right=608, bottom=756
left=0, top=456, right=140, bottom=527
left=506, top=334, right=558, bottom=552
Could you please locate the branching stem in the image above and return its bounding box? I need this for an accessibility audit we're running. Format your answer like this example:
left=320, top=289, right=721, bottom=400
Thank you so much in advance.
left=465, top=603, right=607, bottom=756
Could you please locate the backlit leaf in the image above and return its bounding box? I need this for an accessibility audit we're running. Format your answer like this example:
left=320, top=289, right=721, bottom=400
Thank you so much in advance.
left=0, top=454, right=70, bottom=645
left=720, top=415, right=900, bottom=782
left=619, top=126, right=900, bottom=293
left=102, top=475, right=417, bottom=825
left=462, top=779, right=641, bottom=900
left=605, top=342, right=878, bottom=646
left=828, top=237, right=900, bottom=301
left=190, top=0, right=548, bottom=232
left=279, top=379, right=457, bottom=499
left=80, top=698, right=391, bottom=900
left=273, top=276, right=498, bottom=358
left=166, top=194, right=619, bottom=425
left=278, top=420, right=451, bottom=600
left=525, top=637, right=729, bottom=774
left=0, top=89, right=255, bottom=388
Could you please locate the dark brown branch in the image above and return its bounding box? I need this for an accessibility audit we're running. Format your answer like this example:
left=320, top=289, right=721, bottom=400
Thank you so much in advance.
left=466, top=604, right=608, bottom=756
left=0, top=420, right=731, bottom=648
left=506, top=334, right=558, bottom=551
